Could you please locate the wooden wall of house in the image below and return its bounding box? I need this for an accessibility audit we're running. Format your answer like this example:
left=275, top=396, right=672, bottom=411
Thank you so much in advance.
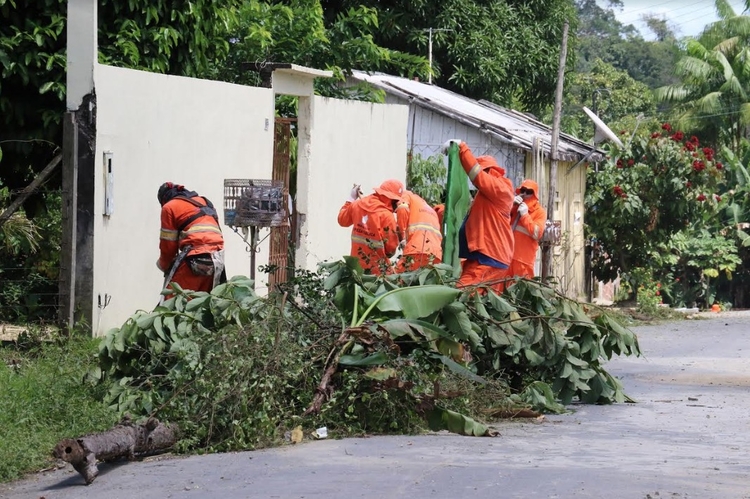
left=524, top=154, right=587, bottom=300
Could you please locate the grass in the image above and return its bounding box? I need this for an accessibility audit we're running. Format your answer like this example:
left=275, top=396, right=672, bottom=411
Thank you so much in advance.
left=0, top=335, right=118, bottom=483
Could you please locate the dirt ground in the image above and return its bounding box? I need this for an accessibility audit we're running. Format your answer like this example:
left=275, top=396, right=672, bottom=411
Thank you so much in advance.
left=2, top=313, right=750, bottom=499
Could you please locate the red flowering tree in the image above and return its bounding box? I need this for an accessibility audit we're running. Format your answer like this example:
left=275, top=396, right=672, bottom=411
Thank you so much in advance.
left=586, top=124, right=728, bottom=298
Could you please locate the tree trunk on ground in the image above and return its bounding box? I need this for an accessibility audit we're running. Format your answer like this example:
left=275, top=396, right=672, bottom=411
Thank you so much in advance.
left=53, top=416, right=178, bottom=484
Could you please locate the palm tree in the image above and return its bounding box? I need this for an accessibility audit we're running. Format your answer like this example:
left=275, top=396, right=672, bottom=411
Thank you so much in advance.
left=655, top=0, right=750, bottom=152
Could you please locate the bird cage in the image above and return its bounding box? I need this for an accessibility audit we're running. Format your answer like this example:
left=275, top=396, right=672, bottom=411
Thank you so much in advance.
left=540, top=220, right=562, bottom=246
left=223, top=179, right=286, bottom=228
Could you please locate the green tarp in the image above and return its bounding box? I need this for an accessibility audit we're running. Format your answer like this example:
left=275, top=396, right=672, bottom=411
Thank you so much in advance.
left=441, top=144, right=471, bottom=277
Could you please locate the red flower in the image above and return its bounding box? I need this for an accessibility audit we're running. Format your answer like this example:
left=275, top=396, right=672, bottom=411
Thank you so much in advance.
left=662, top=123, right=672, bottom=132
left=693, top=160, right=706, bottom=172
left=692, top=152, right=699, bottom=157
left=697, top=194, right=706, bottom=201
left=627, top=159, right=634, bottom=166
left=690, top=136, right=699, bottom=144
left=616, top=159, right=623, bottom=168
left=671, top=131, right=684, bottom=141
left=715, top=194, right=722, bottom=202
left=716, top=162, right=723, bottom=170
left=650, top=132, right=660, bottom=139
left=686, top=181, right=692, bottom=188
left=612, top=185, right=626, bottom=198
left=657, top=283, right=661, bottom=288
left=656, top=291, right=660, bottom=296
left=685, top=142, right=696, bottom=151
left=676, top=277, right=680, bottom=282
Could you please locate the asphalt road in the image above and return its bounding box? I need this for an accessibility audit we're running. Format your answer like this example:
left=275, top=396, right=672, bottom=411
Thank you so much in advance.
left=3, top=313, right=750, bottom=499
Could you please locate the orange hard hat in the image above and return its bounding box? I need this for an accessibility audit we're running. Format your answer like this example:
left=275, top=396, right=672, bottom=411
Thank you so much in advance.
left=374, top=179, right=404, bottom=201
left=476, top=155, right=506, bottom=176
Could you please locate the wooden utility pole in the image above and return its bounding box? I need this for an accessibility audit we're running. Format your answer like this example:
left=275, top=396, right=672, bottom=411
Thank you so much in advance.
left=541, top=20, right=569, bottom=280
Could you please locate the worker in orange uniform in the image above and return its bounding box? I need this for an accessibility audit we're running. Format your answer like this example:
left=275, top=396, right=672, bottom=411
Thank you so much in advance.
left=157, top=182, right=225, bottom=298
left=508, top=179, right=546, bottom=279
left=442, top=139, right=515, bottom=293
left=394, top=190, right=443, bottom=272
left=338, top=179, right=403, bottom=275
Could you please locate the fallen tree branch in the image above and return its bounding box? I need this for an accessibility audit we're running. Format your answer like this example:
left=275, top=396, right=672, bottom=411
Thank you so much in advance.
left=0, top=152, right=62, bottom=228
left=303, top=331, right=351, bottom=416
left=52, top=416, right=178, bottom=484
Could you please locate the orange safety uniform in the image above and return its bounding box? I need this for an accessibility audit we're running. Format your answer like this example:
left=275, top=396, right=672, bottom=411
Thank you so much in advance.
left=158, top=188, right=224, bottom=293
left=508, top=179, right=546, bottom=279
left=455, top=143, right=515, bottom=293
left=395, top=191, right=443, bottom=272
left=338, top=180, right=402, bottom=275
left=434, top=204, right=445, bottom=233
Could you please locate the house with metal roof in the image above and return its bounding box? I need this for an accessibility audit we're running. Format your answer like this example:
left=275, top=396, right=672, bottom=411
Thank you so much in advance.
left=348, top=71, right=605, bottom=300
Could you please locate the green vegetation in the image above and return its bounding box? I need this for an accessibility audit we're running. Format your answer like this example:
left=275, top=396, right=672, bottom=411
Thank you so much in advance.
left=0, top=333, right=117, bottom=482
left=92, top=263, right=639, bottom=453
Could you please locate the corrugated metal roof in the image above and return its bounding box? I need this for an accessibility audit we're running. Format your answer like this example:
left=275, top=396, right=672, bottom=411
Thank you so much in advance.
left=350, top=71, right=605, bottom=162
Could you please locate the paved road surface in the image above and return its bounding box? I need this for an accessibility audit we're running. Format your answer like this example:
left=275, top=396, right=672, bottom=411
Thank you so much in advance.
left=3, top=314, right=750, bottom=499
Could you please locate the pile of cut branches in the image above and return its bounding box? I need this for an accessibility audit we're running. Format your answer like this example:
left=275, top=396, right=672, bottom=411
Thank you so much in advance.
left=91, top=259, right=640, bottom=451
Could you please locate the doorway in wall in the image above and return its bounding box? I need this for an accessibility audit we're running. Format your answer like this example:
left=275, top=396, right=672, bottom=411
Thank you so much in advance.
left=267, top=117, right=295, bottom=291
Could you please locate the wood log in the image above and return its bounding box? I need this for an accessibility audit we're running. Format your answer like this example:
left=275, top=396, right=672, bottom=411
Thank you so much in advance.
left=53, top=416, right=178, bottom=484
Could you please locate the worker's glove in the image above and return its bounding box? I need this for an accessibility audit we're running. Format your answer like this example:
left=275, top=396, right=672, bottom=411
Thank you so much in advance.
left=441, top=139, right=462, bottom=155
left=518, top=202, right=529, bottom=216
left=348, top=184, right=362, bottom=202
left=514, top=195, right=523, bottom=205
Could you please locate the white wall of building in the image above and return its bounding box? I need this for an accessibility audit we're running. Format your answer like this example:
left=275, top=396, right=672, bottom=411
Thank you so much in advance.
left=93, top=64, right=275, bottom=335
left=295, top=95, right=408, bottom=270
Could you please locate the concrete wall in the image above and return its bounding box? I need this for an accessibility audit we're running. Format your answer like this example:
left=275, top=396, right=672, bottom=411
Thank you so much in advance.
left=295, top=95, right=408, bottom=270
left=92, top=64, right=275, bottom=335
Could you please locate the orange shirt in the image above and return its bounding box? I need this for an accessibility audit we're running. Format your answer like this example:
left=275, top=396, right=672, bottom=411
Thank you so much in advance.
left=396, top=191, right=442, bottom=260
left=510, top=179, right=546, bottom=269
left=458, top=143, right=515, bottom=267
left=338, top=194, right=399, bottom=274
left=159, top=196, right=224, bottom=271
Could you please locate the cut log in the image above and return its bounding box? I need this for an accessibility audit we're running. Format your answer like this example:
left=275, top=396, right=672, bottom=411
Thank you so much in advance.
left=52, top=416, right=178, bottom=484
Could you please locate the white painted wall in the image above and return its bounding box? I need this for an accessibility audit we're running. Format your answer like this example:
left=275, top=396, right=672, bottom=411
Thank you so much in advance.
left=295, top=95, right=408, bottom=270
left=93, top=64, right=275, bottom=335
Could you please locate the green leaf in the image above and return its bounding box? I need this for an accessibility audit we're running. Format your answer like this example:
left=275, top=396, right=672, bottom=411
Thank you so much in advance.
left=426, top=407, right=496, bottom=436
left=372, top=285, right=461, bottom=320
left=339, top=351, right=389, bottom=366
left=433, top=354, right=487, bottom=384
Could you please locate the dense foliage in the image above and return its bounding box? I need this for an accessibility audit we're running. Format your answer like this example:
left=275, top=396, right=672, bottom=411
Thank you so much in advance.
left=94, top=263, right=640, bottom=451
left=586, top=124, right=748, bottom=307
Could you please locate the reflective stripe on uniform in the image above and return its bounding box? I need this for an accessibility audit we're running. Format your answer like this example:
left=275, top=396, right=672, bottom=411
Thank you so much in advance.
left=351, top=234, right=385, bottom=249
left=160, top=228, right=179, bottom=241
left=407, top=223, right=441, bottom=237
left=179, top=224, right=223, bottom=240
left=468, top=163, right=481, bottom=181
left=515, top=224, right=541, bottom=241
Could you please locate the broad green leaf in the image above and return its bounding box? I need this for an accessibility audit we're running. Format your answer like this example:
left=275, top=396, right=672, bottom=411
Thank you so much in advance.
left=434, top=354, right=487, bottom=384
left=426, top=407, right=496, bottom=436
left=339, top=351, right=389, bottom=366
left=373, top=285, right=461, bottom=319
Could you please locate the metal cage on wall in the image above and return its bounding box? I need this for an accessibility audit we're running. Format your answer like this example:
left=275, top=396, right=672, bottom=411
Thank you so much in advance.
left=223, top=179, right=286, bottom=228
left=541, top=220, right=562, bottom=246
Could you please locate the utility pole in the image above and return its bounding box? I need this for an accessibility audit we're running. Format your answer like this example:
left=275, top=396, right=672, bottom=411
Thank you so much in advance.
left=541, top=20, right=569, bottom=280
left=423, top=28, right=452, bottom=84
